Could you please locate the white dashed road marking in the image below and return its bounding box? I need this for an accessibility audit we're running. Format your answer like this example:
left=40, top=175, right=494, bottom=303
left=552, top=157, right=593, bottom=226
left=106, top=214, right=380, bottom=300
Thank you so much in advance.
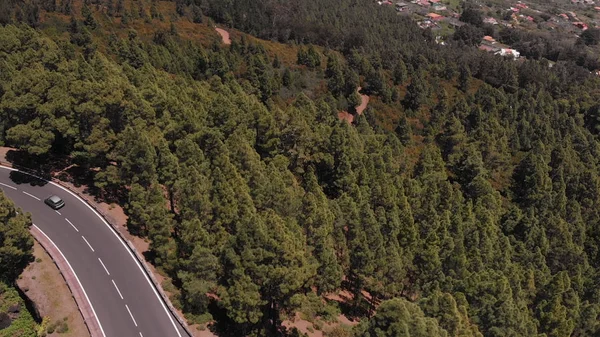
left=81, top=236, right=95, bottom=252
left=22, top=191, right=40, bottom=200
left=1, top=167, right=183, bottom=337
left=126, top=304, right=138, bottom=327
left=55, top=210, right=61, bottom=215
left=98, top=258, right=110, bottom=276
left=112, top=279, right=124, bottom=300
left=0, top=182, right=17, bottom=190
left=44, top=175, right=183, bottom=337
left=65, top=218, right=78, bottom=232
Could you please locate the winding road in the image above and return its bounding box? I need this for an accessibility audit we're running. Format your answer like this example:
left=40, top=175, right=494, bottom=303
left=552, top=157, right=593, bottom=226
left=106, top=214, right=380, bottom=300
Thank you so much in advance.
left=0, top=166, right=188, bottom=337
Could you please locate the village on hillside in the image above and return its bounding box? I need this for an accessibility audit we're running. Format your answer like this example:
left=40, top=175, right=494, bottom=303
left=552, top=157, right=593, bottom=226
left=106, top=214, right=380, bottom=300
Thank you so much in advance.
left=377, top=0, right=600, bottom=66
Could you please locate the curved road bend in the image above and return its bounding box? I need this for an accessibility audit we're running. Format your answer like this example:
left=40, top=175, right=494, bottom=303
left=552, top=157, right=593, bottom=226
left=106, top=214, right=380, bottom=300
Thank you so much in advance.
left=0, top=167, right=187, bottom=337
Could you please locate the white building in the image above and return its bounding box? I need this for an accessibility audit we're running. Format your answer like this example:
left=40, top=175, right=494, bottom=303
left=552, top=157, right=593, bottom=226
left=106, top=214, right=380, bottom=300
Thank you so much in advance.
left=495, top=48, right=521, bottom=59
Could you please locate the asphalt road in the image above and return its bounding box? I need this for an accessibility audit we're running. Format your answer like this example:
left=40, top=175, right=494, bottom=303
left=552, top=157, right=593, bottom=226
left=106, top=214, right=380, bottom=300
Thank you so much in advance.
left=0, top=167, right=187, bottom=337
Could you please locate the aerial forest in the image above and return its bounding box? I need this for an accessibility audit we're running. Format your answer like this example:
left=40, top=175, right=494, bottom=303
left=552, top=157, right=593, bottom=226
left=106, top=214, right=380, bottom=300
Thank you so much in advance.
left=1, top=0, right=600, bottom=336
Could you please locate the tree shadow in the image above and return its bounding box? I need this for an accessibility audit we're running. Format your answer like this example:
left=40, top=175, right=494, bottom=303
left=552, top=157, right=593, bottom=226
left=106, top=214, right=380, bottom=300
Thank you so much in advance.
left=15, top=282, right=43, bottom=324
left=335, top=296, right=372, bottom=321
left=142, top=250, right=156, bottom=266
left=5, top=150, right=54, bottom=182
left=55, top=164, right=93, bottom=189
left=9, top=171, right=48, bottom=187
left=5, top=149, right=127, bottom=206
left=326, top=280, right=373, bottom=321
left=206, top=301, right=310, bottom=337
left=206, top=302, right=240, bottom=337
left=0, top=312, right=10, bottom=330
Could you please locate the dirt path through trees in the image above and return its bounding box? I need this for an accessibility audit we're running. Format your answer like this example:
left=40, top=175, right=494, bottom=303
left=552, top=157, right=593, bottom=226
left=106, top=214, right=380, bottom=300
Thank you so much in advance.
left=215, top=28, right=231, bottom=45
left=338, top=87, right=370, bottom=123
left=355, top=87, right=369, bottom=115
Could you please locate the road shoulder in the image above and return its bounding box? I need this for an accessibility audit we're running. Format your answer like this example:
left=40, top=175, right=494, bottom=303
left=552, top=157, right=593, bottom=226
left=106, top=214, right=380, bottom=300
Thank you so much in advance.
left=17, top=241, right=90, bottom=337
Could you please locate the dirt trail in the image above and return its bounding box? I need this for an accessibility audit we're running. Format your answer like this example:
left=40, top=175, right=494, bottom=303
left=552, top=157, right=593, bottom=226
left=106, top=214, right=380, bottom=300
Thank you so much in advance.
left=215, top=27, right=231, bottom=45
left=282, top=312, right=358, bottom=337
left=355, top=87, right=369, bottom=115
left=338, top=87, right=370, bottom=123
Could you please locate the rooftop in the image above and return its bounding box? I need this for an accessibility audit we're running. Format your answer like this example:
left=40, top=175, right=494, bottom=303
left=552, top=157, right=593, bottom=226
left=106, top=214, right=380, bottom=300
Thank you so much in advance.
left=426, top=12, right=443, bottom=18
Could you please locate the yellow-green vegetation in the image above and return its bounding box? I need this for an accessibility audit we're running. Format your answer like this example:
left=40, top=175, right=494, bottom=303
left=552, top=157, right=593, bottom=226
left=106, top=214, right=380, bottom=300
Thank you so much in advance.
left=0, top=184, right=35, bottom=336
left=37, top=317, right=49, bottom=336
left=0, top=283, right=38, bottom=337
left=46, top=317, right=69, bottom=334
left=2, top=0, right=600, bottom=336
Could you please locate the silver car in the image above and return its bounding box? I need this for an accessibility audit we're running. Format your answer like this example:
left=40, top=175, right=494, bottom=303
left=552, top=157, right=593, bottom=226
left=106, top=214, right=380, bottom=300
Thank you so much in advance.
left=44, top=195, right=65, bottom=210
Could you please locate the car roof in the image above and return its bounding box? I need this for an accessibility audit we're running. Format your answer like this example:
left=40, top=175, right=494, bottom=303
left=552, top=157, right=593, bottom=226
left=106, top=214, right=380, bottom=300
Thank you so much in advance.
left=48, top=195, right=63, bottom=203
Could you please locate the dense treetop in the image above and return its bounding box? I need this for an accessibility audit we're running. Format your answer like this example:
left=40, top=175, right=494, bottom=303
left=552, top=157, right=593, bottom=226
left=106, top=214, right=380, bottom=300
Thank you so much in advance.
left=2, top=0, right=600, bottom=336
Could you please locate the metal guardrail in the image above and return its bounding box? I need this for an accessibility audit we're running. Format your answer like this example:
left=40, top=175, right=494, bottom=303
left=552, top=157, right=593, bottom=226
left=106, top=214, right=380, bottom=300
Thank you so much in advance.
left=0, top=160, right=194, bottom=337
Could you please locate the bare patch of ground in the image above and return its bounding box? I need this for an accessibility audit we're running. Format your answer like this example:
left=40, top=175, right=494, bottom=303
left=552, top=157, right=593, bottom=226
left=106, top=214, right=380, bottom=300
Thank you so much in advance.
left=355, top=87, right=370, bottom=115
left=0, top=146, right=15, bottom=163
left=282, top=312, right=358, bottom=337
left=338, top=111, right=355, bottom=124
left=17, top=241, right=89, bottom=337
left=215, top=27, right=231, bottom=45
left=283, top=288, right=361, bottom=337
left=338, top=87, right=370, bottom=124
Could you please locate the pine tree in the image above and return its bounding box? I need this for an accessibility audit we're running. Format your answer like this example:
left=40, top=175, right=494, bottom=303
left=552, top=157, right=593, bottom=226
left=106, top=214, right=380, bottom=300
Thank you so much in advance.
left=116, top=125, right=158, bottom=187
left=82, top=3, right=97, bottom=29
left=459, top=65, right=471, bottom=92
left=300, top=168, right=343, bottom=294
left=420, top=290, right=483, bottom=337
left=282, top=68, right=292, bottom=87
left=512, top=151, right=552, bottom=210
left=0, top=191, right=34, bottom=281
left=326, top=54, right=345, bottom=96
left=395, top=116, right=412, bottom=146
left=126, top=183, right=150, bottom=236
left=536, top=272, right=576, bottom=337
left=356, top=297, right=449, bottom=337
left=363, top=69, right=384, bottom=95
left=402, top=70, right=429, bottom=112
left=393, top=59, right=408, bottom=85
left=178, top=222, right=220, bottom=317
left=145, top=183, right=176, bottom=270
left=306, top=45, right=321, bottom=68
left=157, top=138, right=179, bottom=211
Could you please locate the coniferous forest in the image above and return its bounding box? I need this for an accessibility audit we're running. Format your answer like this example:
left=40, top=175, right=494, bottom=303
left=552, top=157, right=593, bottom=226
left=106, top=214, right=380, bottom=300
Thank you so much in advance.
left=2, top=0, right=600, bottom=336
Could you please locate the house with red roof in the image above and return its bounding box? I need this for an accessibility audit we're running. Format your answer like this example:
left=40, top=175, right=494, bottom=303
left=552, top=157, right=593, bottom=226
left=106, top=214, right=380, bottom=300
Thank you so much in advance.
left=426, top=12, right=444, bottom=20
left=482, top=35, right=496, bottom=43
left=573, top=21, right=589, bottom=30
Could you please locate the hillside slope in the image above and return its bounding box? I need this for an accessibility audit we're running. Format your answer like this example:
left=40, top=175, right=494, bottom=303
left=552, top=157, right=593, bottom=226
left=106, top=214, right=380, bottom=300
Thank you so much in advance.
left=1, top=1, right=600, bottom=336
